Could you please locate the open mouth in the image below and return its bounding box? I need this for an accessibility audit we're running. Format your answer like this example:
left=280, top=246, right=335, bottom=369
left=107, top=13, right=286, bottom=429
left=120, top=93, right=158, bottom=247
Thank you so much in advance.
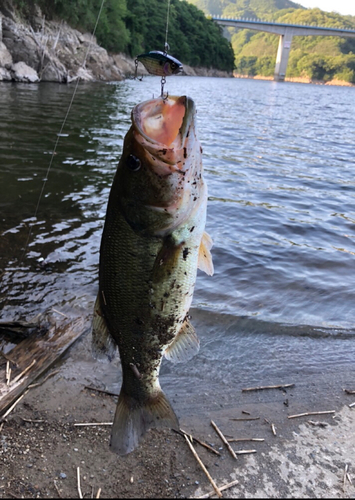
left=133, top=96, right=194, bottom=148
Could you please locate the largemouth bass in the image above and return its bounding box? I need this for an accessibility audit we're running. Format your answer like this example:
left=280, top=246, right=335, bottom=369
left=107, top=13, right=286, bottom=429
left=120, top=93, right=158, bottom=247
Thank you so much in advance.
left=92, top=95, right=213, bottom=455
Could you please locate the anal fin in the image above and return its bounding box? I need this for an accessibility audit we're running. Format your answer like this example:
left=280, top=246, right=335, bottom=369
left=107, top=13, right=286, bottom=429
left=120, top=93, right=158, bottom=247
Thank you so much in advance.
left=164, top=318, right=199, bottom=363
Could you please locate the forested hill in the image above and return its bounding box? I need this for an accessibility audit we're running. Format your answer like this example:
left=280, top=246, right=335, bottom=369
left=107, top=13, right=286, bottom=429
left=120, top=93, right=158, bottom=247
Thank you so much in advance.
left=8, top=0, right=235, bottom=72
left=188, top=0, right=355, bottom=83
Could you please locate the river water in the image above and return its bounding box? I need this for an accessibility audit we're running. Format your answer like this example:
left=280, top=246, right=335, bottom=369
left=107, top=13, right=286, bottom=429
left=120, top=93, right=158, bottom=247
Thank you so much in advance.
left=0, top=77, right=354, bottom=406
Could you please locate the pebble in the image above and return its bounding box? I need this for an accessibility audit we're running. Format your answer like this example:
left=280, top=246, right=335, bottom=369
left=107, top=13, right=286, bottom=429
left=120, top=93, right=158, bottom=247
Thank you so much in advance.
left=59, top=473, right=67, bottom=479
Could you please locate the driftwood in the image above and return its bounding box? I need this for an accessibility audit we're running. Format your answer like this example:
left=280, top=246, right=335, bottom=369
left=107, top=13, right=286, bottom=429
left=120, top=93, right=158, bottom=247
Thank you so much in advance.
left=0, top=312, right=90, bottom=417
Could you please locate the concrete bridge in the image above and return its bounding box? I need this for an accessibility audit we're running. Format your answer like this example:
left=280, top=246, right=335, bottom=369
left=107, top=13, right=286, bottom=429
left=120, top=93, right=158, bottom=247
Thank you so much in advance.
left=212, top=17, right=355, bottom=81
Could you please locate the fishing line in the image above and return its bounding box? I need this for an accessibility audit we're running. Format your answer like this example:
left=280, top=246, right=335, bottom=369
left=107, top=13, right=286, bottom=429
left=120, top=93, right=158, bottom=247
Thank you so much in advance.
left=161, top=0, right=171, bottom=97
left=20, top=0, right=106, bottom=264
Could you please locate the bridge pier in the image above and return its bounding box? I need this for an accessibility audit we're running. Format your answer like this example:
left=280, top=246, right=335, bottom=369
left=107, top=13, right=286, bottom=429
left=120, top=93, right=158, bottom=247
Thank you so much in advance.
left=274, top=29, right=293, bottom=82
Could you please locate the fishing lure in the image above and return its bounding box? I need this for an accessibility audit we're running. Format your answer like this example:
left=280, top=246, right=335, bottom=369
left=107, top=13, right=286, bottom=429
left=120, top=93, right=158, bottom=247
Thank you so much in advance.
left=135, top=50, right=183, bottom=77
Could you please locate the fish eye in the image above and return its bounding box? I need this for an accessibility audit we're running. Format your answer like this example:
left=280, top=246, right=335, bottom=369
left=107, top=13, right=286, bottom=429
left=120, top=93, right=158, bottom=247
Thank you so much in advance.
left=127, top=154, right=141, bottom=171
left=171, top=62, right=177, bottom=69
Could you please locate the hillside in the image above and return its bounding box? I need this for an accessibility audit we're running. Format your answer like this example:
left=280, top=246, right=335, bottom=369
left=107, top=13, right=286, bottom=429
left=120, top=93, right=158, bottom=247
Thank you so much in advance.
left=6, top=0, right=235, bottom=72
left=188, top=0, right=355, bottom=83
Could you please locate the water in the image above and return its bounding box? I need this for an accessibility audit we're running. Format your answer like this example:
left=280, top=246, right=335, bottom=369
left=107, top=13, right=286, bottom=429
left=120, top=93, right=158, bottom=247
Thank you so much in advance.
left=0, top=77, right=354, bottom=401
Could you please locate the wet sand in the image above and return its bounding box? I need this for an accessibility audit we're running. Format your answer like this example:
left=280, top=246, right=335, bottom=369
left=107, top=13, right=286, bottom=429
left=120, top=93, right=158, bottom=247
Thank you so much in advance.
left=0, top=329, right=355, bottom=498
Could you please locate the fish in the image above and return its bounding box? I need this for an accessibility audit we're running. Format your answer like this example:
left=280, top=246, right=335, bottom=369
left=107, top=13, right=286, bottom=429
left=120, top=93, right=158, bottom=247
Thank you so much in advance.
left=136, top=50, right=183, bottom=77
left=92, top=95, right=213, bottom=456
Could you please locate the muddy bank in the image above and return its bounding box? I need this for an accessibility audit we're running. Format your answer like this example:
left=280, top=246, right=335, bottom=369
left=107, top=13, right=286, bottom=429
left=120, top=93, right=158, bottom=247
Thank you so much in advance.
left=0, top=3, right=231, bottom=83
left=1, top=326, right=355, bottom=498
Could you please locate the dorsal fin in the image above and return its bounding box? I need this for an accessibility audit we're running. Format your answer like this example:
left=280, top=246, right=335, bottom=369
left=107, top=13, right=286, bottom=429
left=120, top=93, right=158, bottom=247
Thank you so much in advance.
left=164, top=318, right=199, bottom=363
left=198, top=231, right=214, bottom=276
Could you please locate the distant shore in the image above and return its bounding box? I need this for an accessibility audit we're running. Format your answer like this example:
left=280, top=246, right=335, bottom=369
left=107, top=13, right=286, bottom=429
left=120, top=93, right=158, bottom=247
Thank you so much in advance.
left=233, top=73, right=354, bottom=87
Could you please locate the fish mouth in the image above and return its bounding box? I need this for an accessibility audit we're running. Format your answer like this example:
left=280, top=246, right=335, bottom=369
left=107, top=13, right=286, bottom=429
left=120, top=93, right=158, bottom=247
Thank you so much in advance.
left=132, top=95, right=195, bottom=149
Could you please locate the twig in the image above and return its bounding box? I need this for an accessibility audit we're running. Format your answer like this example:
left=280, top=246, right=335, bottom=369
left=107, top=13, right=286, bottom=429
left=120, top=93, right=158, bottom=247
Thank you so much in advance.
left=227, top=438, right=264, bottom=443
left=28, top=369, right=61, bottom=389
left=348, top=402, right=355, bottom=408
left=211, top=420, right=237, bottom=460
left=11, top=360, right=36, bottom=385
left=242, top=410, right=251, bottom=415
left=173, top=428, right=221, bottom=456
left=229, top=417, right=260, bottom=421
left=184, top=435, right=222, bottom=498
left=344, top=389, right=355, bottom=395
left=74, top=422, right=113, bottom=427
left=77, top=467, right=83, bottom=499
left=264, top=418, right=276, bottom=436
left=20, top=417, right=45, bottom=423
left=308, top=420, right=328, bottom=428
left=235, top=449, right=257, bottom=455
left=52, top=308, right=68, bottom=318
left=96, top=488, right=102, bottom=499
left=1, top=390, right=29, bottom=421
left=288, top=410, right=335, bottom=419
left=197, top=479, right=239, bottom=499
left=343, top=464, right=349, bottom=492
left=242, top=383, right=294, bottom=392
left=6, top=361, right=11, bottom=386
left=54, top=479, right=62, bottom=497
left=84, top=385, right=119, bottom=397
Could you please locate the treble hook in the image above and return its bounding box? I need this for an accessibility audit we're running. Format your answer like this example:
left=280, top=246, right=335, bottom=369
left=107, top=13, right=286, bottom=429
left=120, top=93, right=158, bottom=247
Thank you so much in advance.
left=160, top=76, right=169, bottom=100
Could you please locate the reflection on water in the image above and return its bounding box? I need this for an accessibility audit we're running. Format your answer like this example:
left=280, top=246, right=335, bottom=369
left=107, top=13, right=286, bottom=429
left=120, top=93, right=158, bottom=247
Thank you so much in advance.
left=0, top=77, right=354, bottom=387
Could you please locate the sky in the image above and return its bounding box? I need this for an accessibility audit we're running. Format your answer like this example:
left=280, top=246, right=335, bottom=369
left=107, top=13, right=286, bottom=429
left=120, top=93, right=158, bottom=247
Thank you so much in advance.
left=298, top=0, right=355, bottom=16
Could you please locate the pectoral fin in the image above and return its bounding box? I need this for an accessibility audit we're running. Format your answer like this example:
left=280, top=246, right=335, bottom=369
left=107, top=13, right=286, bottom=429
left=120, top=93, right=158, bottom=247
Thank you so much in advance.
left=91, top=293, right=117, bottom=362
left=198, top=231, right=214, bottom=276
left=164, top=318, right=200, bottom=363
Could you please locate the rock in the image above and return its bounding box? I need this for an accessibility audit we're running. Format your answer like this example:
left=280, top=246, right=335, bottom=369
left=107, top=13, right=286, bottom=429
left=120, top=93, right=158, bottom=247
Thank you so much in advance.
left=0, top=66, right=11, bottom=80
left=0, top=40, right=12, bottom=68
left=11, top=61, right=39, bottom=82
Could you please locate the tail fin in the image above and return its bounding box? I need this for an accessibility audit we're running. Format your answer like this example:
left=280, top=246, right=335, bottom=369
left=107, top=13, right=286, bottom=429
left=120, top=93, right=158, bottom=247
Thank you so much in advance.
left=110, top=390, right=179, bottom=456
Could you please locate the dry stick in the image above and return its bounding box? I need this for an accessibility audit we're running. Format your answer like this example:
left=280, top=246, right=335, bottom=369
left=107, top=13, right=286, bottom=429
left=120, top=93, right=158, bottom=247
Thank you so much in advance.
left=54, top=479, right=62, bottom=498
left=344, top=389, right=355, bottom=395
left=6, top=361, right=11, bottom=386
left=288, top=410, right=335, bottom=419
left=84, top=385, right=119, bottom=398
left=1, top=390, right=29, bottom=421
left=11, top=359, right=36, bottom=385
left=77, top=467, right=83, bottom=499
left=242, top=383, right=294, bottom=392
left=211, top=420, right=237, bottom=460
left=173, top=428, right=221, bottom=456
left=197, top=479, right=239, bottom=499
left=264, top=418, right=277, bottom=436
left=28, top=369, right=61, bottom=389
left=235, top=449, right=257, bottom=455
left=74, top=422, right=113, bottom=427
left=230, top=417, right=260, bottom=421
left=96, top=488, right=102, bottom=499
left=227, top=438, right=264, bottom=443
left=343, top=464, right=349, bottom=492
left=184, top=435, right=222, bottom=498
left=51, top=308, right=68, bottom=318
left=308, top=420, right=328, bottom=428
left=348, top=402, right=355, bottom=408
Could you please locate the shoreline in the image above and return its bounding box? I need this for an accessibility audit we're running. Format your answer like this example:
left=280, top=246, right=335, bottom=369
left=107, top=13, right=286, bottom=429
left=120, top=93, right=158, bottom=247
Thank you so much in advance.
left=233, top=73, right=354, bottom=87
left=1, top=322, right=354, bottom=498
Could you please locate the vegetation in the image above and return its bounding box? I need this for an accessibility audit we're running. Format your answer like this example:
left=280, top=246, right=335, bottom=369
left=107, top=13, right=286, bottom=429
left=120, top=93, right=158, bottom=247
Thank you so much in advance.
left=188, top=0, right=355, bottom=82
left=10, top=0, right=235, bottom=72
